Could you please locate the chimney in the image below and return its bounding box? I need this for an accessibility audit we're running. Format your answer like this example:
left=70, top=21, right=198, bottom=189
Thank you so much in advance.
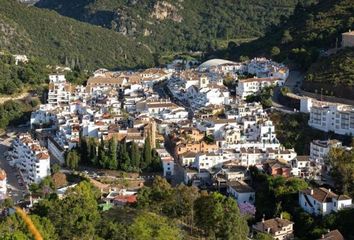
left=262, top=214, right=265, bottom=223
left=321, top=234, right=325, bottom=239
left=310, top=189, right=314, bottom=195
left=280, top=213, right=283, bottom=219
left=328, top=188, right=331, bottom=192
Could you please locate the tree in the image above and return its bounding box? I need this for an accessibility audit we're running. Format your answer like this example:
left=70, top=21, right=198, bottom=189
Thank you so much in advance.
left=129, top=212, right=181, bottom=240
left=0, top=213, right=58, bottom=240
left=271, top=46, right=281, bottom=57
left=51, top=163, right=60, bottom=174
left=254, top=232, right=273, bottom=240
left=239, top=55, right=249, bottom=62
left=173, top=184, right=199, bottom=219
left=79, top=137, right=89, bottom=164
left=129, top=141, right=141, bottom=170
left=194, top=192, right=248, bottom=239
left=87, top=137, right=98, bottom=166
left=151, top=150, right=162, bottom=172
left=97, top=136, right=106, bottom=167
left=51, top=172, right=67, bottom=189
left=281, top=30, right=293, bottom=44
left=44, top=181, right=101, bottom=240
left=327, top=148, right=354, bottom=196
left=107, top=137, right=118, bottom=169
left=97, top=220, right=127, bottom=240
left=142, top=136, right=152, bottom=169
left=65, top=150, right=79, bottom=170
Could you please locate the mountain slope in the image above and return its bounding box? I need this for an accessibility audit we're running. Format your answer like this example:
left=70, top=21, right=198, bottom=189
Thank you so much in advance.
left=35, top=0, right=315, bottom=53
left=303, top=48, right=354, bottom=99
left=0, top=0, right=154, bottom=70
left=220, top=0, right=354, bottom=99
left=221, top=0, right=354, bottom=66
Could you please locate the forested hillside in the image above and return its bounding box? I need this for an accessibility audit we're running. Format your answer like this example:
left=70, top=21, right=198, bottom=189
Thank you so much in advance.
left=303, top=48, right=354, bottom=99
left=221, top=0, right=354, bottom=68
left=0, top=0, right=154, bottom=70
left=35, top=0, right=315, bottom=53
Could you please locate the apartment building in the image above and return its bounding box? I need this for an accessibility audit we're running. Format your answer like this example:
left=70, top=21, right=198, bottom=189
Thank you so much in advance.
left=305, top=99, right=354, bottom=136
left=48, top=74, right=71, bottom=106
left=310, top=139, right=343, bottom=162
left=9, top=134, right=51, bottom=184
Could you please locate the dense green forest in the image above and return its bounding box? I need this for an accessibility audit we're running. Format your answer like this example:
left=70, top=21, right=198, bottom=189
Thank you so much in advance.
left=219, top=0, right=354, bottom=68
left=0, top=99, right=38, bottom=130
left=0, top=54, right=49, bottom=95
left=0, top=0, right=154, bottom=70
left=35, top=0, right=315, bottom=54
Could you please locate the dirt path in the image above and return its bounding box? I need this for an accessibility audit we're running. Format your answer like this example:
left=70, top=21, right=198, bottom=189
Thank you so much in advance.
left=0, top=92, right=30, bottom=104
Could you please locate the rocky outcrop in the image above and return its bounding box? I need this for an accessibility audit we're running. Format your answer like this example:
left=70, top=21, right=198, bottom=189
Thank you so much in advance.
left=150, top=1, right=182, bottom=22
left=110, top=9, right=137, bottom=36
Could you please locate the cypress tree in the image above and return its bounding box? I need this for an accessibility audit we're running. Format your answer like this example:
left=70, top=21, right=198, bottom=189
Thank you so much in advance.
left=142, top=137, right=152, bottom=169
left=107, top=137, right=118, bottom=169
left=98, top=136, right=106, bottom=167
left=129, top=141, right=140, bottom=171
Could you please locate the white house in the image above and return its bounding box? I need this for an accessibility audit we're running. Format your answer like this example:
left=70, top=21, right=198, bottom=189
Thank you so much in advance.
left=195, top=152, right=225, bottom=171
left=227, top=180, right=255, bottom=204
left=155, top=148, right=174, bottom=178
left=253, top=216, right=294, bottom=240
left=13, top=54, right=29, bottom=65
left=299, top=188, right=352, bottom=216
left=236, top=77, right=284, bottom=99
left=160, top=108, right=189, bottom=122
left=180, top=151, right=198, bottom=166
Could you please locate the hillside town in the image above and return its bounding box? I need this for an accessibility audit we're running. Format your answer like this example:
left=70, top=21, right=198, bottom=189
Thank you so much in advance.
left=0, top=55, right=353, bottom=240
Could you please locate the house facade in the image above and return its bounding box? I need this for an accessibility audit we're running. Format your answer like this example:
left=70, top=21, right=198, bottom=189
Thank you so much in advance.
left=227, top=180, right=255, bottom=204
left=299, top=188, right=352, bottom=216
left=252, top=216, right=294, bottom=240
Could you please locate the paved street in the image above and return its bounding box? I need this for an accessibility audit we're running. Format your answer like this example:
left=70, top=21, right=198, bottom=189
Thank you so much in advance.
left=0, top=136, right=26, bottom=203
left=271, top=70, right=304, bottom=113
left=0, top=125, right=30, bottom=203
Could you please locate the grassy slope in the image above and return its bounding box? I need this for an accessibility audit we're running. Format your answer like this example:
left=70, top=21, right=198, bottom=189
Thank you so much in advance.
left=0, top=0, right=154, bottom=70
